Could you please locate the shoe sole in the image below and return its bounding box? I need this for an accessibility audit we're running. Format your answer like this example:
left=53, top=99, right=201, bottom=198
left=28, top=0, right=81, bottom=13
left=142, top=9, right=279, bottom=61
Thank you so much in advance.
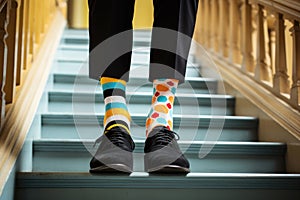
left=147, top=165, right=190, bottom=174
left=90, top=164, right=133, bottom=174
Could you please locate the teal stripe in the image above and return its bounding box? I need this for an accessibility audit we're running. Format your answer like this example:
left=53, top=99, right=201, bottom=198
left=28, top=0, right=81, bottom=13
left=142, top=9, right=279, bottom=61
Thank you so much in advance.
left=102, top=82, right=126, bottom=91
left=106, top=102, right=128, bottom=111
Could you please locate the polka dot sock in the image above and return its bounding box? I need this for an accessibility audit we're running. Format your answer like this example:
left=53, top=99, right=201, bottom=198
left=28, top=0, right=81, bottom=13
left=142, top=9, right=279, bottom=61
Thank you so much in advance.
left=101, top=77, right=131, bottom=134
left=146, top=78, right=179, bottom=136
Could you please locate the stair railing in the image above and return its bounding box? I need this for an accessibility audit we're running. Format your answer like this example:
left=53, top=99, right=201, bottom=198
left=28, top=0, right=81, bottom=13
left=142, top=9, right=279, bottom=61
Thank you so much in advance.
left=195, top=0, right=300, bottom=111
left=0, top=0, right=66, bottom=195
left=0, top=0, right=61, bottom=127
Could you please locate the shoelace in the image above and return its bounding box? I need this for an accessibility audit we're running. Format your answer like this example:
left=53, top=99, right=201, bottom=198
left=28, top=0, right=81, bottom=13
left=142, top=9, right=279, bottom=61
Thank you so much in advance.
left=151, top=127, right=180, bottom=146
left=93, top=127, right=130, bottom=148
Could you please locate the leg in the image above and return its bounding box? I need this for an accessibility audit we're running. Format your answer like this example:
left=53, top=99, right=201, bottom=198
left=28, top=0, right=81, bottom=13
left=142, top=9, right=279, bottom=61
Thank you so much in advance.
left=88, top=0, right=135, bottom=81
left=144, top=0, right=199, bottom=174
left=88, top=0, right=136, bottom=173
left=149, top=0, right=199, bottom=83
left=147, top=0, right=199, bottom=135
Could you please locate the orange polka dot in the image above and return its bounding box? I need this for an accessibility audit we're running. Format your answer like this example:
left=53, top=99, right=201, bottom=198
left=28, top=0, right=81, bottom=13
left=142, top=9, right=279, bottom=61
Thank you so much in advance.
left=146, top=118, right=154, bottom=126
left=154, top=105, right=169, bottom=114
left=156, top=84, right=169, bottom=92
left=168, top=120, right=173, bottom=128
left=169, top=96, right=174, bottom=104
left=152, top=97, right=156, bottom=104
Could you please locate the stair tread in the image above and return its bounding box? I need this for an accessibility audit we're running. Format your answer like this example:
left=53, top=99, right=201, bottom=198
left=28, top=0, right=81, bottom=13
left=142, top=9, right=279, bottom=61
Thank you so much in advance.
left=48, top=90, right=234, bottom=99
left=52, top=73, right=218, bottom=94
left=52, top=73, right=210, bottom=82
left=33, top=139, right=286, bottom=155
left=46, top=90, right=235, bottom=115
left=41, top=113, right=258, bottom=129
left=16, top=172, right=300, bottom=189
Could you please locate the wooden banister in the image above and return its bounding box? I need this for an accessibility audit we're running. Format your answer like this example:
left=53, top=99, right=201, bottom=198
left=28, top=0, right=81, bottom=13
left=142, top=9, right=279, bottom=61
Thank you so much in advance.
left=195, top=0, right=300, bottom=141
left=0, top=0, right=66, bottom=195
left=196, top=0, right=300, bottom=112
left=0, top=0, right=65, bottom=128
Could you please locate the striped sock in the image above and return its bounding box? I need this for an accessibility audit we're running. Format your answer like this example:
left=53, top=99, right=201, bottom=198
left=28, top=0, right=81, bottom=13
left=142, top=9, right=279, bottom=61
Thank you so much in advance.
left=145, top=79, right=178, bottom=136
left=101, top=77, right=131, bottom=134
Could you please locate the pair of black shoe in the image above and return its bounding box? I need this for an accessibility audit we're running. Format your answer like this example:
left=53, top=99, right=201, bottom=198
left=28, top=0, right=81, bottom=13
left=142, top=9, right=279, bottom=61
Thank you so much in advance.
left=90, top=126, right=190, bottom=174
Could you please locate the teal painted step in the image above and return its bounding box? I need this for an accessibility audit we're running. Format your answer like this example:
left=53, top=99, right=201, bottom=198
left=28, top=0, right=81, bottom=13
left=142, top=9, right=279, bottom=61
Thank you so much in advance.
left=53, top=55, right=199, bottom=70
left=60, top=30, right=152, bottom=47
left=52, top=74, right=218, bottom=94
left=53, top=63, right=202, bottom=80
left=47, top=91, right=235, bottom=115
left=55, top=48, right=197, bottom=64
left=41, top=114, right=258, bottom=141
left=32, top=140, right=285, bottom=173
left=15, top=172, right=300, bottom=200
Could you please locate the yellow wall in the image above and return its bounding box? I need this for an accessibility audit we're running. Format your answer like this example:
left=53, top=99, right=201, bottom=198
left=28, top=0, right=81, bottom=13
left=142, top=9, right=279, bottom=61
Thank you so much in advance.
left=133, top=0, right=154, bottom=29
left=68, top=0, right=154, bottom=29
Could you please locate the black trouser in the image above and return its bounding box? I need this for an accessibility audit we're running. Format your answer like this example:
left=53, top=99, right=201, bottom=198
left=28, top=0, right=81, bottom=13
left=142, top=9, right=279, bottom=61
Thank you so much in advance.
left=88, top=0, right=199, bottom=84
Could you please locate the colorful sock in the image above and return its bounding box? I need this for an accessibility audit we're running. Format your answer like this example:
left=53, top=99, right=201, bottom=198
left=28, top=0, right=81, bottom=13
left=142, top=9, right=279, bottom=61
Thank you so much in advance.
left=101, top=77, right=131, bottom=134
left=145, top=78, right=179, bottom=136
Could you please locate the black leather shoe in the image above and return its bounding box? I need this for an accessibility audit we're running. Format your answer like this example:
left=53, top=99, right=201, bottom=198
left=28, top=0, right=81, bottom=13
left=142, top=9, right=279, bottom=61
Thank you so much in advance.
left=90, top=126, right=135, bottom=174
left=144, top=126, right=190, bottom=174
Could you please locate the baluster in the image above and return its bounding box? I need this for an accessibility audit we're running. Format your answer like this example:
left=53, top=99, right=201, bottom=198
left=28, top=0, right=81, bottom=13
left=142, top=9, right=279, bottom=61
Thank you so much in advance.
left=273, top=13, right=289, bottom=93
left=269, top=24, right=276, bottom=75
left=241, top=0, right=254, bottom=72
left=210, top=0, right=215, bottom=50
left=254, top=4, right=272, bottom=82
left=211, top=0, right=219, bottom=52
left=229, top=0, right=242, bottom=64
left=0, top=4, right=9, bottom=127
left=40, top=0, right=45, bottom=34
left=35, top=0, right=41, bottom=45
left=22, top=0, right=29, bottom=69
left=47, top=0, right=51, bottom=25
left=29, top=0, right=35, bottom=58
left=218, top=0, right=229, bottom=57
left=197, top=0, right=204, bottom=45
left=203, top=0, right=210, bottom=48
left=4, top=0, right=18, bottom=104
left=290, top=20, right=300, bottom=107
left=16, top=0, right=24, bottom=85
left=251, top=5, right=258, bottom=65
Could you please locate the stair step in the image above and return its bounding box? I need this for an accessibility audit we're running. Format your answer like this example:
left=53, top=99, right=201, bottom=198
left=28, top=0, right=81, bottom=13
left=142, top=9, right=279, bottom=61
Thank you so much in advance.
left=53, top=63, right=201, bottom=79
left=41, top=113, right=258, bottom=140
left=55, top=48, right=196, bottom=63
left=16, top=172, right=300, bottom=189
left=41, top=122, right=257, bottom=142
left=61, top=34, right=151, bottom=47
left=15, top=172, right=300, bottom=200
left=54, top=54, right=198, bottom=69
left=61, top=30, right=152, bottom=46
left=32, top=140, right=285, bottom=173
left=62, top=28, right=89, bottom=36
left=47, top=91, right=235, bottom=115
left=52, top=74, right=218, bottom=94
left=42, top=113, right=257, bottom=127
left=63, top=28, right=151, bottom=38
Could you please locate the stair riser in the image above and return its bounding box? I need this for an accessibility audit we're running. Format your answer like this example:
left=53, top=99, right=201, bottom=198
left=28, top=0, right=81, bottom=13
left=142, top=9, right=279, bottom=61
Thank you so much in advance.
left=54, top=63, right=201, bottom=78
left=41, top=124, right=257, bottom=141
left=55, top=50, right=197, bottom=64
left=47, top=101, right=235, bottom=116
left=53, top=75, right=218, bottom=93
left=61, top=38, right=151, bottom=47
left=15, top=188, right=300, bottom=200
left=32, top=151, right=285, bottom=173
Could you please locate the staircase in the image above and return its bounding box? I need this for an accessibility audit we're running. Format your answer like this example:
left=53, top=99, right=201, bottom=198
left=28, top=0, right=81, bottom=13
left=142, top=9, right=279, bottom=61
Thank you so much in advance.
left=15, top=29, right=300, bottom=200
